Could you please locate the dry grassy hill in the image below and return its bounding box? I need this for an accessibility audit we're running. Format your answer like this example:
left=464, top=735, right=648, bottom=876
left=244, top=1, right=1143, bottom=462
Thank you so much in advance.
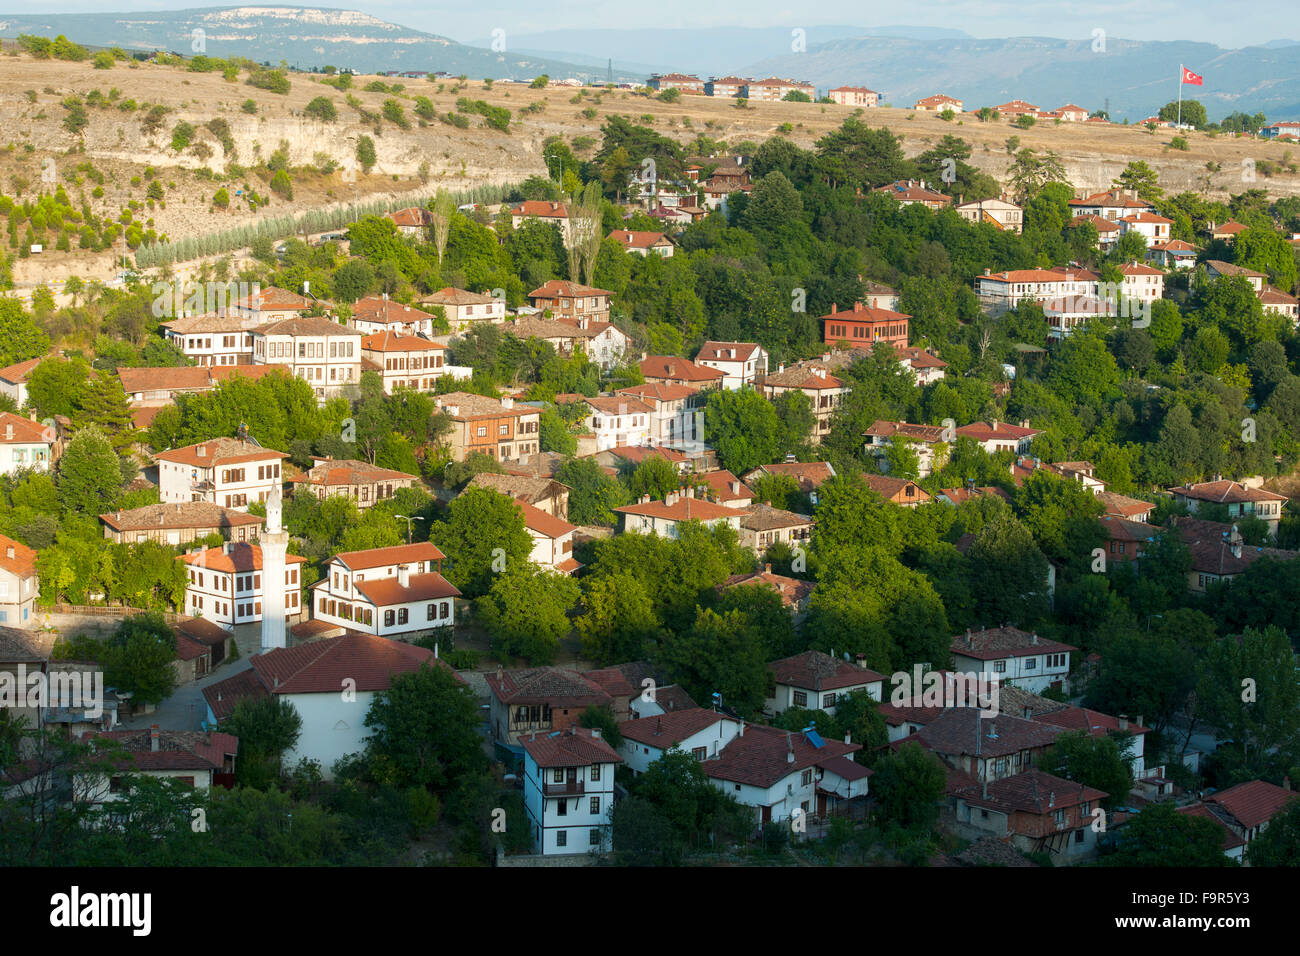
left=2, top=50, right=1299, bottom=287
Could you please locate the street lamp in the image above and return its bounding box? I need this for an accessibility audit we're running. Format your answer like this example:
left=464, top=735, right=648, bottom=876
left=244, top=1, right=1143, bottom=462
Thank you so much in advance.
left=394, top=514, right=424, bottom=544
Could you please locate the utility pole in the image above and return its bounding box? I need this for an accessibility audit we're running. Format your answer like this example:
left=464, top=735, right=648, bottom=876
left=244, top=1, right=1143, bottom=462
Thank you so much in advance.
left=394, top=514, right=424, bottom=544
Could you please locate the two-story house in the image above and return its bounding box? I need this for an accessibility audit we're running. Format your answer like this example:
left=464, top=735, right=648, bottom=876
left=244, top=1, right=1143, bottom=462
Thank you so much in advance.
left=694, top=342, right=769, bottom=389
left=0, top=412, right=54, bottom=477
left=739, top=503, right=814, bottom=557
left=956, top=420, right=1041, bottom=455
left=521, top=727, right=620, bottom=855
left=515, top=498, right=580, bottom=574
left=0, top=534, right=38, bottom=629
left=581, top=395, right=653, bottom=451
left=288, top=457, right=418, bottom=508
left=614, top=383, right=705, bottom=449
left=74, top=728, right=238, bottom=805
left=511, top=202, right=572, bottom=244
left=250, top=316, right=363, bottom=401
left=100, top=502, right=264, bottom=546
left=160, top=313, right=260, bottom=366
left=154, top=438, right=288, bottom=510
left=619, top=708, right=743, bottom=774
left=466, top=473, right=570, bottom=519
left=863, top=420, right=949, bottom=478
left=348, top=296, right=438, bottom=337
left=948, top=767, right=1108, bottom=860
left=1169, top=479, right=1288, bottom=536
left=310, top=542, right=459, bottom=636
left=419, top=287, right=506, bottom=331
left=767, top=650, right=884, bottom=716
left=486, top=666, right=614, bottom=745
left=614, top=489, right=744, bottom=538
left=955, top=197, right=1024, bottom=233
left=433, top=392, right=540, bottom=462
left=704, top=723, right=863, bottom=824
left=760, top=365, right=846, bottom=444
left=638, top=356, right=726, bottom=391
left=177, top=542, right=306, bottom=629
left=360, top=332, right=448, bottom=393
left=607, top=230, right=674, bottom=257
left=950, top=627, right=1076, bottom=694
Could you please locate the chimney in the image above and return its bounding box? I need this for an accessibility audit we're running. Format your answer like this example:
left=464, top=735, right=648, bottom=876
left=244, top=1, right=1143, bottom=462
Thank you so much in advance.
left=149, top=725, right=160, bottom=752
left=830, top=302, right=837, bottom=315
left=640, top=493, right=650, bottom=504
left=496, top=664, right=503, bottom=682
left=786, top=732, right=795, bottom=763
left=844, top=732, right=851, bottom=745
left=655, top=717, right=663, bottom=736
left=856, top=653, right=868, bottom=669
left=591, top=727, right=601, bottom=739
left=3, top=424, right=10, bottom=440
left=501, top=396, right=514, bottom=410
left=5, top=546, right=13, bottom=560
left=730, top=480, right=740, bottom=494
left=197, top=445, right=206, bottom=456
left=157, top=513, right=164, bottom=525
left=738, top=719, right=744, bottom=737
left=1031, top=632, right=1038, bottom=645
left=1285, top=777, right=1292, bottom=792
left=1118, top=715, right=1129, bottom=731
left=398, top=565, right=410, bottom=588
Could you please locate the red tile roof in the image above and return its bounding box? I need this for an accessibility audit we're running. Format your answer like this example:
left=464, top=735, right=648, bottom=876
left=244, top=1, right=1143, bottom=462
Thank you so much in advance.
left=331, top=542, right=446, bottom=570
left=486, top=666, right=611, bottom=707
left=721, top=569, right=815, bottom=607
left=1206, top=780, right=1298, bottom=830
left=177, top=543, right=307, bottom=574
left=742, top=461, right=836, bottom=491
left=769, top=650, right=885, bottom=692
left=608, top=230, right=671, bottom=250
left=512, top=201, right=570, bottom=219
left=1170, top=479, right=1287, bottom=505
left=243, top=632, right=455, bottom=697
left=360, top=331, right=446, bottom=352
left=350, top=571, right=460, bottom=606
left=1034, top=706, right=1149, bottom=736
left=84, top=729, right=238, bottom=772
left=521, top=727, right=622, bottom=768
left=639, top=355, right=726, bottom=383
left=956, top=421, right=1040, bottom=442
left=153, top=438, right=287, bottom=468
left=0, top=533, right=38, bottom=579
left=0, top=412, right=51, bottom=445
left=704, top=723, right=860, bottom=788
left=0, top=356, right=42, bottom=384
left=620, top=707, right=728, bottom=748
left=527, top=279, right=610, bottom=298
left=951, top=626, right=1077, bottom=661
left=514, top=497, right=576, bottom=539
left=615, top=495, right=740, bottom=523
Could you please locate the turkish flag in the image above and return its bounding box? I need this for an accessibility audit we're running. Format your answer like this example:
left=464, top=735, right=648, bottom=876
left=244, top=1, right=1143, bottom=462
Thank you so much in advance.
left=1182, top=67, right=1204, bottom=85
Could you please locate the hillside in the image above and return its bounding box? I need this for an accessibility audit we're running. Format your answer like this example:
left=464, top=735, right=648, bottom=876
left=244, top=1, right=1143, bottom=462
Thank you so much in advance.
left=3, top=51, right=1300, bottom=287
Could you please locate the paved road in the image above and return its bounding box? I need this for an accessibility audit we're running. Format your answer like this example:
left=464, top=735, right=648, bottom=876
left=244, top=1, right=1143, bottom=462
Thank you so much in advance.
left=119, top=623, right=263, bottom=732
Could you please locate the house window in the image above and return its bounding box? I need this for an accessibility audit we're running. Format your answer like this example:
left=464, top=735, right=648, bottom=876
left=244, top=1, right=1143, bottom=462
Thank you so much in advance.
left=589, top=797, right=600, bottom=814
left=1024, top=658, right=1037, bottom=670
left=427, top=603, right=438, bottom=620
left=556, top=830, right=567, bottom=846
left=792, top=690, right=807, bottom=707
left=557, top=800, right=568, bottom=817
left=590, top=764, right=600, bottom=782
left=588, top=830, right=601, bottom=846
left=994, top=661, right=1006, bottom=673
left=822, top=693, right=836, bottom=709
left=553, top=769, right=564, bottom=783
left=692, top=747, right=707, bottom=761
left=384, top=610, right=394, bottom=627
left=397, top=608, right=408, bottom=625
left=801, top=770, right=812, bottom=786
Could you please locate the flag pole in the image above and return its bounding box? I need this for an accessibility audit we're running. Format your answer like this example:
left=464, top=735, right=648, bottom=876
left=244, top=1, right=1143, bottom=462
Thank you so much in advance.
left=1177, top=64, right=1183, bottom=128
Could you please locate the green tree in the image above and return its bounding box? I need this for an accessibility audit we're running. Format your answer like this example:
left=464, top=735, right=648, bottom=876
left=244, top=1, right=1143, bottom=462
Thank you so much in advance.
left=363, top=663, right=488, bottom=791
left=871, top=742, right=947, bottom=832
left=1101, top=802, right=1235, bottom=866
left=1039, top=731, right=1134, bottom=811
left=1246, top=798, right=1300, bottom=866
left=224, top=695, right=303, bottom=786
left=575, top=570, right=659, bottom=664
left=56, top=426, right=123, bottom=515
left=99, top=613, right=177, bottom=706
left=653, top=607, right=770, bottom=717
left=474, top=565, right=579, bottom=663
left=556, top=457, right=627, bottom=526
left=356, top=135, right=377, bottom=174
left=432, top=487, right=532, bottom=596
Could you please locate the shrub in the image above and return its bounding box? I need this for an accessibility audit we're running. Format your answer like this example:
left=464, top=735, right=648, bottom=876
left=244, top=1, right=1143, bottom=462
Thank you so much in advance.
left=92, top=51, right=114, bottom=70
left=304, top=96, right=337, bottom=121
left=269, top=169, right=293, bottom=200
left=240, top=99, right=258, bottom=114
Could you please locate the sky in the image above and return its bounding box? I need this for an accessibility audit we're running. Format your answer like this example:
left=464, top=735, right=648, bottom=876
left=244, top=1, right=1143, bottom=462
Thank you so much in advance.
left=5, top=0, right=1294, bottom=50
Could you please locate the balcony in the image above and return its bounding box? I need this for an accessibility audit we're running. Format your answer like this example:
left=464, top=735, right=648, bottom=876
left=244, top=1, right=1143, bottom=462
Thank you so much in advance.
left=543, top=780, right=585, bottom=796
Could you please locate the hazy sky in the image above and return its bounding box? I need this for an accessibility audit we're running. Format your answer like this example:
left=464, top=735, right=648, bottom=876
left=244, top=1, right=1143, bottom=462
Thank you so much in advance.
left=8, top=0, right=1295, bottom=49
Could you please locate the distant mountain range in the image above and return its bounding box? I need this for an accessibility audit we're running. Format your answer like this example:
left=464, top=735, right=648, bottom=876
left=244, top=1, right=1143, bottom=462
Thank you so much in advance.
left=739, top=34, right=1300, bottom=121
left=509, top=25, right=971, bottom=78
left=0, top=5, right=638, bottom=82
left=1, top=7, right=1297, bottom=121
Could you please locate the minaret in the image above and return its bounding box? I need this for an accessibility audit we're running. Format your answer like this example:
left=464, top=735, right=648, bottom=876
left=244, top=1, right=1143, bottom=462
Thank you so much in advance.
left=260, top=483, right=289, bottom=653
